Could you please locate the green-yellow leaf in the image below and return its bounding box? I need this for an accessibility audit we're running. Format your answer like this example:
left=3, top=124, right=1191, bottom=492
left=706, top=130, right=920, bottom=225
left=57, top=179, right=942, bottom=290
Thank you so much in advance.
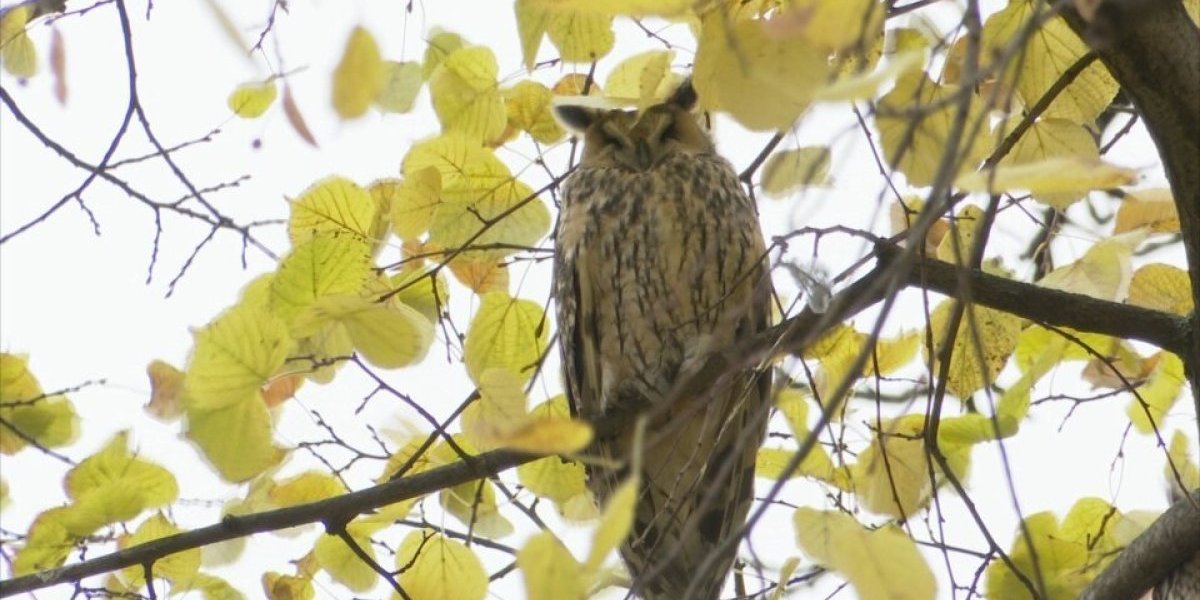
left=422, top=29, right=466, bottom=79
left=985, top=509, right=1093, bottom=599
left=693, top=11, right=828, bottom=131
left=1115, top=189, right=1180, bottom=234
left=545, top=11, right=614, bottom=63
left=464, top=292, right=548, bottom=384
left=297, top=294, right=434, bottom=369
left=0, top=5, right=37, bottom=78
left=288, top=176, right=378, bottom=244
left=517, top=396, right=590, bottom=506
left=761, top=146, right=832, bottom=197
left=956, top=156, right=1136, bottom=200
left=1166, top=430, right=1200, bottom=497
left=332, top=26, right=385, bottom=119
left=262, top=572, right=314, bottom=600
left=816, top=50, right=924, bottom=102
left=66, top=432, right=177, bottom=508
left=430, top=177, right=550, bottom=263
left=795, top=508, right=935, bottom=600
left=586, top=476, right=637, bottom=572
left=396, top=531, right=488, bottom=600
left=186, top=394, right=285, bottom=482
left=388, top=266, right=449, bottom=324
left=925, top=299, right=1021, bottom=399
left=1037, top=231, right=1145, bottom=301
left=1128, top=352, right=1185, bottom=434
left=429, top=46, right=506, bottom=143
left=390, top=165, right=443, bottom=240
left=116, top=514, right=200, bottom=589
left=271, top=235, right=372, bottom=326
left=998, top=117, right=1099, bottom=208
left=852, top=415, right=937, bottom=518
left=603, top=49, right=678, bottom=109
left=315, top=531, right=378, bottom=592
left=0, top=353, right=79, bottom=454
left=269, top=471, right=344, bottom=507
left=519, top=531, right=585, bottom=600
left=1128, top=263, right=1193, bottom=316
left=376, top=60, right=423, bottom=113
left=184, top=303, right=293, bottom=411
left=503, top=80, right=565, bottom=144
left=876, top=72, right=988, bottom=187
left=228, top=80, right=278, bottom=118
left=439, top=478, right=515, bottom=539
left=13, top=507, right=74, bottom=575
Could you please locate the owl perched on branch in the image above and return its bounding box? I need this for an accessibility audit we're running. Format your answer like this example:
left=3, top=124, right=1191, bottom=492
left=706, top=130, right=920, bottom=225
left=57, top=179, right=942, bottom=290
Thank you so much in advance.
left=553, top=80, right=773, bottom=599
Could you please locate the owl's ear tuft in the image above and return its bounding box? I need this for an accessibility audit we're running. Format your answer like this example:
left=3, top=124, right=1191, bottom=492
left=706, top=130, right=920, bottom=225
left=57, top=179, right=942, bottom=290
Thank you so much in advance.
left=552, top=103, right=604, bottom=135
left=667, top=78, right=698, bottom=112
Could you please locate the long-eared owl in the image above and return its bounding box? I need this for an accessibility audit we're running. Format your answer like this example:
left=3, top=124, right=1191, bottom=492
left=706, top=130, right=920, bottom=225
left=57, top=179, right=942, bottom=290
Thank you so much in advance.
left=552, top=80, right=773, bottom=599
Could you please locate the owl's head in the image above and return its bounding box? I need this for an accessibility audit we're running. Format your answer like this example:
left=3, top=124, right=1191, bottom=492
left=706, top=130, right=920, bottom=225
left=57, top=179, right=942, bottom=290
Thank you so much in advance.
left=553, top=80, right=714, bottom=171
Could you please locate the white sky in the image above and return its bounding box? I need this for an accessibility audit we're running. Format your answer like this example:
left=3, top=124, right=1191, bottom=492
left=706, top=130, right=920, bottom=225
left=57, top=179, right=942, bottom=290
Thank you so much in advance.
left=0, top=0, right=1191, bottom=598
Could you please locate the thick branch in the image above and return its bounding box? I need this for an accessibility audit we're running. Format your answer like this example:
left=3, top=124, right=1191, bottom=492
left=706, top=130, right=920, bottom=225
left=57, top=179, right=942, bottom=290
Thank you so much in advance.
left=1060, top=0, right=1200, bottom=420
left=1079, top=490, right=1200, bottom=600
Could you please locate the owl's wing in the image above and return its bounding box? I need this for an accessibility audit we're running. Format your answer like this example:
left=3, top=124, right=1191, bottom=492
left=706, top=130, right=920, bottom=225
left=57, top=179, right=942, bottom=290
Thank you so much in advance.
left=553, top=215, right=603, bottom=422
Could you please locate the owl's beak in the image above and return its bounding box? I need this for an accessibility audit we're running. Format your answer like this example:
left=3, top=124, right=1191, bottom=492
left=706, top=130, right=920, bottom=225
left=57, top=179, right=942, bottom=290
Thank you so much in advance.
left=635, top=139, right=653, bottom=170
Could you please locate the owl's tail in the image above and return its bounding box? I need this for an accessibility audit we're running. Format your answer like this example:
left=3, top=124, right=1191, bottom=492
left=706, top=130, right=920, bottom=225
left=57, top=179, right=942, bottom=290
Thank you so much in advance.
left=591, top=377, right=769, bottom=600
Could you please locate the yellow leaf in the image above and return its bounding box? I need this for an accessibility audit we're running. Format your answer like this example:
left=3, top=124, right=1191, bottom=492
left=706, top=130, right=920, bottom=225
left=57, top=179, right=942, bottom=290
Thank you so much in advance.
left=184, top=302, right=293, bottom=412
left=332, top=26, right=384, bottom=119
left=439, top=478, right=515, bottom=539
left=430, top=176, right=550, bottom=263
left=0, top=353, right=79, bottom=454
left=422, top=29, right=466, bottom=79
left=0, top=478, right=8, bottom=511
left=602, top=49, right=678, bottom=109
left=186, top=394, right=285, bottom=482
left=389, top=165, right=442, bottom=240
left=145, top=359, right=185, bottom=421
left=981, top=1, right=1117, bottom=124
left=13, top=507, right=74, bottom=575
left=270, top=235, right=372, bottom=325
left=816, top=50, right=925, bottom=102
left=227, top=80, right=278, bottom=118
left=546, top=12, right=614, bottom=63
left=1127, top=352, right=1185, bottom=434
left=519, top=532, right=586, bottom=600
left=315, top=531, right=378, bottom=592
left=116, top=514, right=200, bottom=589
left=262, top=572, right=314, bottom=600
left=997, top=117, right=1099, bottom=208
left=376, top=60, right=423, bottom=113
left=1128, top=263, right=1193, bottom=316
left=429, top=46, right=507, bottom=143
left=517, top=396, right=590, bottom=505
left=985, top=511, right=1092, bottom=599
left=761, top=146, right=832, bottom=197
left=0, top=5, right=37, bottom=78
left=789, top=0, right=886, bottom=51
left=402, top=134, right=510, bottom=191
left=289, top=318, right=354, bottom=384
left=396, top=531, right=488, bottom=600
left=925, top=299, right=1022, bottom=399
left=1037, top=232, right=1145, bottom=301
left=693, top=11, right=828, bottom=131
left=794, top=508, right=935, bottom=600
left=1115, top=188, right=1180, bottom=233
left=552, top=72, right=601, bottom=96
left=288, top=176, right=378, bottom=244
left=586, top=475, right=638, bottom=571
left=503, top=80, right=565, bottom=144
left=366, top=178, right=399, bottom=252
left=388, top=266, right=450, bottom=324
left=876, top=72, right=988, bottom=187
left=935, top=204, right=988, bottom=266
left=514, top=0, right=549, bottom=70
left=502, top=417, right=593, bottom=455
left=852, top=415, right=941, bottom=519
left=462, top=368, right=529, bottom=450
left=448, top=258, right=510, bottom=294
left=296, top=295, right=434, bottom=369
left=463, top=292, right=549, bottom=384
left=270, top=471, right=344, bottom=507
left=868, top=330, right=921, bottom=376
left=1166, top=431, right=1200, bottom=497
left=66, top=432, right=177, bottom=507
left=957, top=156, right=1136, bottom=201
left=171, top=573, right=243, bottom=600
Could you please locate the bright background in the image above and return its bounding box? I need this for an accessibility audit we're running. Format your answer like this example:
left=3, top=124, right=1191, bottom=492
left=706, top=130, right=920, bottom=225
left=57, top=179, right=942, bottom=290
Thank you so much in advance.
left=0, top=0, right=1189, bottom=598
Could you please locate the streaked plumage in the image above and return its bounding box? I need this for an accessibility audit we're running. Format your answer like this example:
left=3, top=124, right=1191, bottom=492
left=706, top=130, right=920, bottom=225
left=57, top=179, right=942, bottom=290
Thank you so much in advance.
left=552, top=82, right=772, bottom=600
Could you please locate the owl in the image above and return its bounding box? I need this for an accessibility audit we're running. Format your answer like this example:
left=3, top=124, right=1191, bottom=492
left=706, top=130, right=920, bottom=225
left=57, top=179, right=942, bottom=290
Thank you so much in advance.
left=552, top=81, right=773, bottom=599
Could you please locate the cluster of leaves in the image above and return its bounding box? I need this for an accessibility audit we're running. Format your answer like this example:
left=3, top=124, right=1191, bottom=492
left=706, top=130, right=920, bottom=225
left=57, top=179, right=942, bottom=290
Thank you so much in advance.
left=2, top=0, right=1198, bottom=598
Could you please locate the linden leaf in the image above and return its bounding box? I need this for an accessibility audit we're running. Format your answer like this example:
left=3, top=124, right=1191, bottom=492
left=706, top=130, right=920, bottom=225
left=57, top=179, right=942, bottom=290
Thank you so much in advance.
left=1114, top=188, right=1180, bottom=234
left=296, top=295, right=434, bottom=369
left=463, top=292, right=548, bottom=384
left=429, top=46, right=506, bottom=143
left=517, top=396, right=590, bottom=505
left=985, top=510, right=1094, bottom=599
left=0, top=353, right=79, bottom=454
left=262, top=572, right=314, bottom=600
left=794, top=508, right=935, bottom=600
left=603, top=49, right=678, bottom=109
left=448, top=258, right=510, bottom=294
left=998, top=117, right=1099, bottom=208
left=957, top=156, right=1136, bottom=200
left=0, top=5, right=37, bottom=78
left=935, top=204, right=988, bottom=266
left=315, top=531, right=378, bottom=592
left=66, top=432, right=177, bottom=507
left=852, top=415, right=940, bottom=519
left=145, top=359, right=185, bottom=421
left=981, top=1, right=1117, bottom=124
left=396, top=531, right=488, bottom=600
left=519, top=532, right=586, bottom=600
left=925, top=299, right=1021, bottom=399
left=693, top=11, right=828, bottom=131
left=1127, top=352, right=1185, bottom=434
left=288, top=176, right=378, bottom=244
left=389, top=165, right=443, bottom=240
left=228, top=80, right=278, bottom=118
left=439, top=478, right=515, bottom=539
left=514, top=0, right=549, bottom=70
left=422, top=29, right=466, bottom=79
left=116, top=514, right=200, bottom=589
left=332, top=26, right=385, bottom=119
left=1037, top=231, right=1146, bottom=301
left=402, top=134, right=511, bottom=191
left=184, top=304, right=293, bottom=411
left=186, top=394, right=285, bottom=482
left=270, top=235, right=373, bottom=326
left=586, top=476, right=638, bottom=572
left=545, top=11, right=614, bottom=63
left=1128, top=263, right=1193, bottom=316
left=270, top=471, right=344, bottom=507
left=876, top=72, right=988, bottom=186
left=13, top=507, right=74, bottom=575
left=389, top=266, right=450, bottom=324
left=816, top=50, right=925, bottom=102
left=376, top=60, right=423, bottom=113
left=503, top=80, right=565, bottom=144
left=761, top=146, right=832, bottom=197
left=430, top=177, right=550, bottom=263
left=1166, top=431, right=1200, bottom=497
